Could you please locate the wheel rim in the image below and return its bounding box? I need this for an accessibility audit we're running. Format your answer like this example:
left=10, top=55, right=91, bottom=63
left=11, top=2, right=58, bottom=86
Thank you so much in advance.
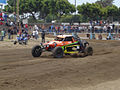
left=35, top=47, right=41, bottom=54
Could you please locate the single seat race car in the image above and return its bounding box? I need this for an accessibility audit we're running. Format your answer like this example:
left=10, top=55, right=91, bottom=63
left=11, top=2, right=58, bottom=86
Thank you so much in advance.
left=32, top=34, right=93, bottom=58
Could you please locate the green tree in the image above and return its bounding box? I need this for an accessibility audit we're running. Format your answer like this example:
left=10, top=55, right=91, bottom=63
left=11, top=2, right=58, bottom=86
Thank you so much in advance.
left=61, top=14, right=82, bottom=23
left=4, top=0, right=75, bottom=21
left=106, top=5, right=119, bottom=21
left=96, top=0, right=114, bottom=7
left=56, top=0, right=75, bottom=22
left=77, top=3, right=102, bottom=20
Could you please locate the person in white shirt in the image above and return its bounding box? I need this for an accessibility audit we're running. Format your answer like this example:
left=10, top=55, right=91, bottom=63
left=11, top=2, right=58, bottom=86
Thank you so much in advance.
left=34, top=25, right=39, bottom=31
left=32, top=30, right=36, bottom=38
left=35, top=30, right=39, bottom=40
left=10, top=21, right=13, bottom=26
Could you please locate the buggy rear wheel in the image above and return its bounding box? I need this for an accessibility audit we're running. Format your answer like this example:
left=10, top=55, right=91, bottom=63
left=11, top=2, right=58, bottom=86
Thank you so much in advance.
left=53, top=47, right=64, bottom=58
left=32, top=45, right=42, bottom=57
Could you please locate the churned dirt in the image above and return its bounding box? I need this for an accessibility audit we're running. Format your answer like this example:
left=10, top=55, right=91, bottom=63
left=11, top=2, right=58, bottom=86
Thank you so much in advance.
left=0, top=37, right=120, bottom=90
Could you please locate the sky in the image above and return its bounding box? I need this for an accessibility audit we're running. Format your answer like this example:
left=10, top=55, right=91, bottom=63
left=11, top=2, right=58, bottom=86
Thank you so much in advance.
left=0, top=0, right=7, bottom=4
left=68, top=0, right=120, bottom=7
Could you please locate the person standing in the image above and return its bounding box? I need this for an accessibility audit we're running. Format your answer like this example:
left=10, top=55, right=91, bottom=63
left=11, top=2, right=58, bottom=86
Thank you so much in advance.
left=32, top=29, right=36, bottom=39
left=25, top=24, right=28, bottom=31
left=8, top=27, right=11, bottom=39
left=34, top=25, right=39, bottom=31
left=41, top=30, right=45, bottom=43
left=4, top=13, right=8, bottom=22
left=35, top=30, right=39, bottom=40
left=10, top=21, right=13, bottom=26
left=1, top=29, right=5, bottom=41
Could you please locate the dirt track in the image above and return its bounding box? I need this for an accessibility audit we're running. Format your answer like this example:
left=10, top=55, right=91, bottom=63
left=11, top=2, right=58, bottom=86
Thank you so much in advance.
left=0, top=39, right=120, bottom=90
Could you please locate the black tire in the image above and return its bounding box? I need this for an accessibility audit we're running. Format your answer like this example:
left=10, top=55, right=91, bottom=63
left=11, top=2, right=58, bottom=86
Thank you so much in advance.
left=23, top=40, right=27, bottom=45
left=19, top=41, right=22, bottom=44
left=53, top=47, right=64, bottom=58
left=84, top=46, right=93, bottom=56
left=14, top=41, right=17, bottom=45
left=32, top=45, right=42, bottom=57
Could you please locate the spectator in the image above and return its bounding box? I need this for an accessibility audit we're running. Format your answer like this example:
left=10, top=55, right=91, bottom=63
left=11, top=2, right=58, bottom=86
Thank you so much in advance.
left=0, top=12, right=2, bottom=17
left=35, top=30, right=39, bottom=40
left=1, top=29, right=5, bottom=41
left=25, top=24, right=28, bottom=31
left=34, top=25, right=39, bottom=31
left=112, top=24, right=115, bottom=33
left=8, top=27, right=11, bottom=39
left=103, top=25, right=107, bottom=33
left=41, top=30, right=45, bottom=43
left=11, top=28, right=14, bottom=39
left=98, top=34, right=102, bottom=40
left=10, top=21, right=13, bottom=26
left=32, top=30, right=36, bottom=39
left=4, top=13, right=8, bottom=22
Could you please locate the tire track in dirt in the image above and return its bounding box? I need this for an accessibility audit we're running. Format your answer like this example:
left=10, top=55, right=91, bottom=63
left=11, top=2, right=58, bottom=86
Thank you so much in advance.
left=0, top=40, right=120, bottom=90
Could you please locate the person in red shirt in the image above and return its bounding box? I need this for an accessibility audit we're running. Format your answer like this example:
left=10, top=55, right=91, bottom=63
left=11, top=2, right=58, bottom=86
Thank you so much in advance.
left=100, top=20, right=102, bottom=25
left=0, top=12, right=2, bottom=18
left=0, top=17, right=4, bottom=21
left=25, top=24, right=28, bottom=31
left=0, top=22, right=3, bottom=25
left=0, top=12, right=4, bottom=25
left=25, top=24, right=28, bottom=28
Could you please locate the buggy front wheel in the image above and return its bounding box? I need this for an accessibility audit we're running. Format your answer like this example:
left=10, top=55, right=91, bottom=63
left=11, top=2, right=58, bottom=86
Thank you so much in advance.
left=32, top=45, right=42, bottom=57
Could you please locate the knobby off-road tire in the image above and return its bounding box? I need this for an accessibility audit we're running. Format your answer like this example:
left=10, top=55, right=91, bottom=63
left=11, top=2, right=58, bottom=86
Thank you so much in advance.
left=84, top=46, right=93, bottom=56
left=32, top=45, right=42, bottom=57
left=53, top=47, right=64, bottom=58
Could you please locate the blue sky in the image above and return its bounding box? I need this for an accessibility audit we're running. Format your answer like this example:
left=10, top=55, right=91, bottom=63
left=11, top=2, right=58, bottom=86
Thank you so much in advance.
left=68, top=0, right=120, bottom=7
left=0, top=0, right=7, bottom=4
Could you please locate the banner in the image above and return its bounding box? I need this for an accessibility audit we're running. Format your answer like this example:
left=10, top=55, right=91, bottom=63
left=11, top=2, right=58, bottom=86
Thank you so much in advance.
left=0, top=0, right=7, bottom=4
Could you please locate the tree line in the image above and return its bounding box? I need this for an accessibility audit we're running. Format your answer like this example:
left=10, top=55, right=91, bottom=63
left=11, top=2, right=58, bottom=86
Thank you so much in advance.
left=4, top=0, right=120, bottom=23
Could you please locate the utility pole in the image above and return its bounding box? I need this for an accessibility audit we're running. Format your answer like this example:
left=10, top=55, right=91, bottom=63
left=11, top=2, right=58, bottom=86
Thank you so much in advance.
left=74, top=0, right=77, bottom=24
left=14, top=0, right=16, bottom=13
left=17, top=0, right=21, bottom=32
left=75, top=0, right=77, bottom=15
left=17, top=0, right=19, bottom=24
left=14, top=0, right=16, bottom=23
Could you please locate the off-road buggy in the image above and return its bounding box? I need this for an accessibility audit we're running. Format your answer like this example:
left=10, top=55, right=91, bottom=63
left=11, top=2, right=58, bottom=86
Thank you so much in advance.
left=32, top=35, right=93, bottom=58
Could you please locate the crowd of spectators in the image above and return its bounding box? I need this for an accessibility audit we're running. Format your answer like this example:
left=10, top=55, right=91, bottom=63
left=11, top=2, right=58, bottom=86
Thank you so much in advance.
left=46, top=23, right=120, bottom=34
left=0, top=11, right=120, bottom=41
